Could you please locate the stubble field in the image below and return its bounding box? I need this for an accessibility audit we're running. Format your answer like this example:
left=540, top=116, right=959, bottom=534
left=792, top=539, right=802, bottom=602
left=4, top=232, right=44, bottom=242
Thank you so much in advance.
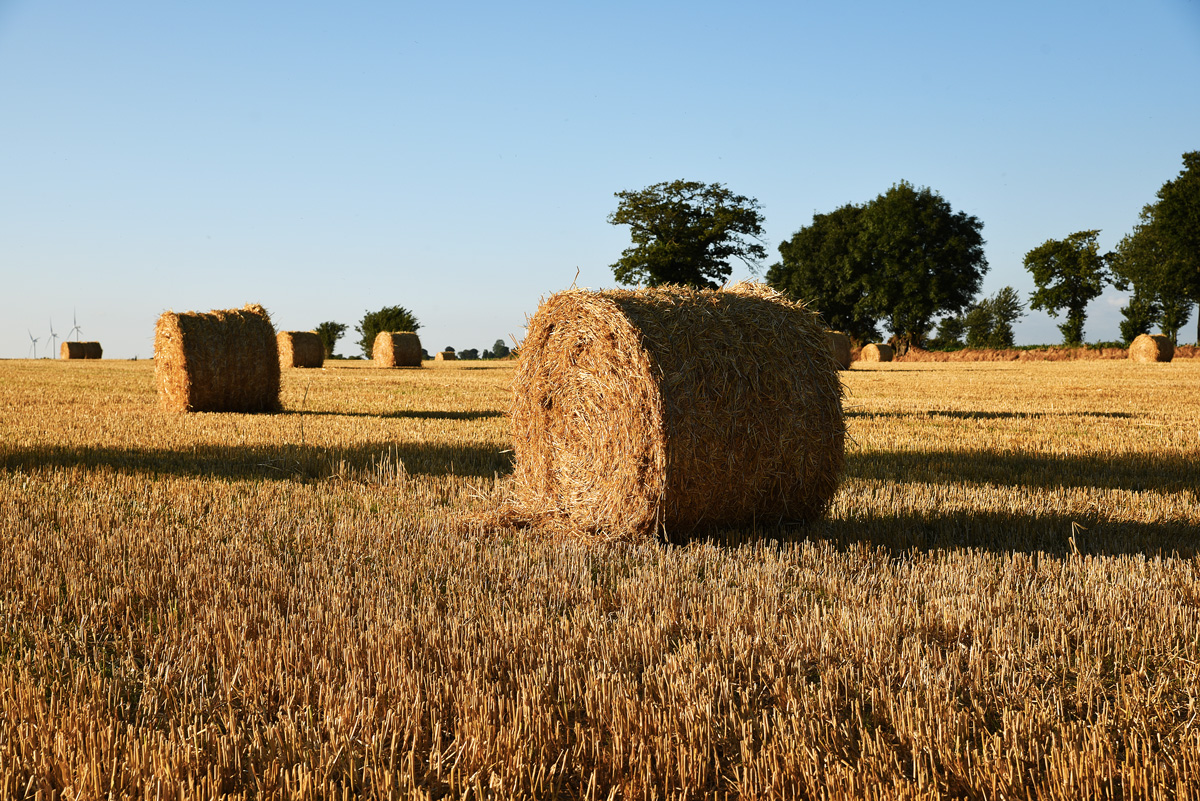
left=1, top=357, right=1199, bottom=800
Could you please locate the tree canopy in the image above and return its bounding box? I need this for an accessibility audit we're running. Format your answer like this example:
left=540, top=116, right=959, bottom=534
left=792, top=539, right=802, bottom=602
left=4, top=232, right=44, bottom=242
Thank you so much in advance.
left=314, top=321, right=347, bottom=358
left=607, top=180, right=767, bottom=288
left=765, top=203, right=880, bottom=342
left=1024, top=230, right=1109, bottom=346
left=963, top=287, right=1025, bottom=349
left=767, top=181, right=987, bottom=349
left=1111, top=211, right=1192, bottom=344
left=1113, top=152, right=1200, bottom=344
left=355, top=306, right=420, bottom=359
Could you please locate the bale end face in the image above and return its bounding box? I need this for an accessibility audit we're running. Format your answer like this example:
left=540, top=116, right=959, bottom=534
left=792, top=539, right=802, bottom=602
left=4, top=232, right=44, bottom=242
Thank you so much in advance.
left=510, top=282, right=845, bottom=541
left=154, top=303, right=281, bottom=413
left=1129, top=334, right=1174, bottom=363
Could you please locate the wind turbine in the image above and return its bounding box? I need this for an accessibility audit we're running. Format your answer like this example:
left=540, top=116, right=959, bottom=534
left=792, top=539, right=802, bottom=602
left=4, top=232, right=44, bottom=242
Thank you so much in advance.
left=27, top=330, right=39, bottom=359
left=47, top=317, right=59, bottom=357
left=67, top=308, right=83, bottom=341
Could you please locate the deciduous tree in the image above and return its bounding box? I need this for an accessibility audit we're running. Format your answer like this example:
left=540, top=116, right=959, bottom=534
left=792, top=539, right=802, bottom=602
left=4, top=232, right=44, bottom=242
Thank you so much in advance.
left=314, top=321, right=347, bottom=358
left=1025, top=230, right=1109, bottom=346
left=355, top=306, right=420, bottom=359
left=608, top=180, right=767, bottom=288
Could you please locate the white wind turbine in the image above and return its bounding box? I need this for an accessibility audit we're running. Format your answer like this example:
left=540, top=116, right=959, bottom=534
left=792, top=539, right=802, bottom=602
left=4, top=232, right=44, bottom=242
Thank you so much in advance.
left=67, top=308, right=83, bottom=341
left=27, top=330, right=39, bottom=358
left=47, top=317, right=59, bottom=357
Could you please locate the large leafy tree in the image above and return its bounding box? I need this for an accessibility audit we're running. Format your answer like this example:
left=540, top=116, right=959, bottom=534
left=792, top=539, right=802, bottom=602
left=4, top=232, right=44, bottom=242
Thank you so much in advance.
left=314, top=321, right=347, bottom=358
left=607, top=180, right=767, bottom=288
left=767, top=181, right=987, bottom=350
left=1110, top=211, right=1192, bottom=344
left=1114, top=152, right=1200, bottom=343
left=963, top=286, right=1025, bottom=349
left=765, top=203, right=880, bottom=342
left=1025, top=230, right=1110, bottom=346
left=355, top=305, right=420, bottom=359
left=858, top=182, right=988, bottom=350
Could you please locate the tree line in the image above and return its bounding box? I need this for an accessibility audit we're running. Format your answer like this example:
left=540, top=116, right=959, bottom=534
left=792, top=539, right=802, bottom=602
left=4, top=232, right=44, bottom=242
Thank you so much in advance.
left=605, top=153, right=1199, bottom=349
left=311, top=310, right=510, bottom=361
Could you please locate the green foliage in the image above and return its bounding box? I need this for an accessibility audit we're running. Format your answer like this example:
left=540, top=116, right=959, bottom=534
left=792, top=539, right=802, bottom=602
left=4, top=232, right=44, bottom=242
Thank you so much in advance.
left=1025, top=230, right=1110, bottom=347
left=1112, top=152, right=1200, bottom=345
left=1118, top=288, right=1161, bottom=344
left=860, top=183, right=988, bottom=349
left=928, top=314, right=966, bottom=350
left=458, top=348, right=479, bottom=360
left=766, top=203, right=880, bottom=342
left=314, top=321, right=347, bottom=358
left=488, top=339, right=510, bottom=359
left=963, top=287, right=1026, bottom=349
left=767, top=181, right=987, bottom=349
left=355, top=306, right=420, bottom=359
left=608, top=180, right=767, bottom=288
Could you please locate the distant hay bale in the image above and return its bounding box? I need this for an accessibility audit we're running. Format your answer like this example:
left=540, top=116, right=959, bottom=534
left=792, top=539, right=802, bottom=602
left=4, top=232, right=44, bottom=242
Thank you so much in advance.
left=435, top=350, right=458, bottom=361
left=60, top=341, right=102, bottom=360
left=510, top=281, right=845, bottom=541
left=277, top=331, right=324, bottom=368
left=153, top=303, right=281, bottom=413
left=860, top=343, right=894, bottom=362
left=1129, top=333, right=1174, bottom=363
left=373, top=332, right=422, bottom=367
left=826, top=331, right=852, bottom=370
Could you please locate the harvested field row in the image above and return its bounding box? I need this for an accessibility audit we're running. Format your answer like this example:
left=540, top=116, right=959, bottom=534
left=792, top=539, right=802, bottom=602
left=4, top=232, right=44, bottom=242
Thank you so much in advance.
left=1, top=358, right=1198, bottom=798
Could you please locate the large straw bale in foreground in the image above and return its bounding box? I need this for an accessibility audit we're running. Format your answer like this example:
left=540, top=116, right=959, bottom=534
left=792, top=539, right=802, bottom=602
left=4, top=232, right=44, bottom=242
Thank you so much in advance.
left=1129, top=334, right=1174, bottom=363
left=373, top=332, right=422, bottom=367
left=277, top=331, right=324, bottom=368
left=60, top=341, right=102, bottom=360
left=154, top=304, right=281, bottom=413
left=826, top=331, right=852, bottom=370
left=860, top=343, right=894, bottom=362
left=510, top=282, right=845, bottom=540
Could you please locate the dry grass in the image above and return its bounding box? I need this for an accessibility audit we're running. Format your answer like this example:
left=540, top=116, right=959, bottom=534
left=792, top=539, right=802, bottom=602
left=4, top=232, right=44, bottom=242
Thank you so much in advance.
left=2, top=357, right=1199, bottom=799
left=277, top=331, right=325, bottom=369
left=509, top=284, right=844, bottom=541
left=827, top=331, right=852, bottom=370
left=60, top=341, right=103, bottom=359
left=154, top=304, right=281, bottom=413
left=858, top=343, right=893, bottom=363
left=373, top=333, right=423, bottom=368
left=1129, top=333, right=1175, bottom=363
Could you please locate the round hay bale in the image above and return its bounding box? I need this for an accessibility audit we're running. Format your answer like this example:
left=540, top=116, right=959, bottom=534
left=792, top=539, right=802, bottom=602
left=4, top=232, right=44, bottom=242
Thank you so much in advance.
left=60, top=341, right=102, bottom=360
left=510, top=281, right=845, bottom=540
left=277, top=331, right=324, bottom=368
left=859, top=343, right=894, bottom=362
left=826, top=331, right=852, bottom=370
left=154, top=303, right=281, bottom=413
left=373, top=332, right=422, bottom=367
left=435, top=350, right=458, bottom=361
left=1129, top=333, right=1174, bottom=363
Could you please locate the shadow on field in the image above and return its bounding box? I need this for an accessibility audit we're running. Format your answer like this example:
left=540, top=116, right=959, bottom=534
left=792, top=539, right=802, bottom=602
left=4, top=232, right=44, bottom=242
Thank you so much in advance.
left=0, top=441, right=514, bottom=481
left=845, top=409, right=1135, bottom=420
left=847, top=449, right=1196, bottom=493
left=818, top=509, right=1200, bottom=558
left=283, top=409, right=506, bottom=421
left=701, top=511, right=1199, bottom=559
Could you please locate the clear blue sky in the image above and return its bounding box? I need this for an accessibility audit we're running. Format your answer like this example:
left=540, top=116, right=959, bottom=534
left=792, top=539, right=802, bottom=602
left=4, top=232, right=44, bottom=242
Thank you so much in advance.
left=2, top=1, right=1198, bottom=358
